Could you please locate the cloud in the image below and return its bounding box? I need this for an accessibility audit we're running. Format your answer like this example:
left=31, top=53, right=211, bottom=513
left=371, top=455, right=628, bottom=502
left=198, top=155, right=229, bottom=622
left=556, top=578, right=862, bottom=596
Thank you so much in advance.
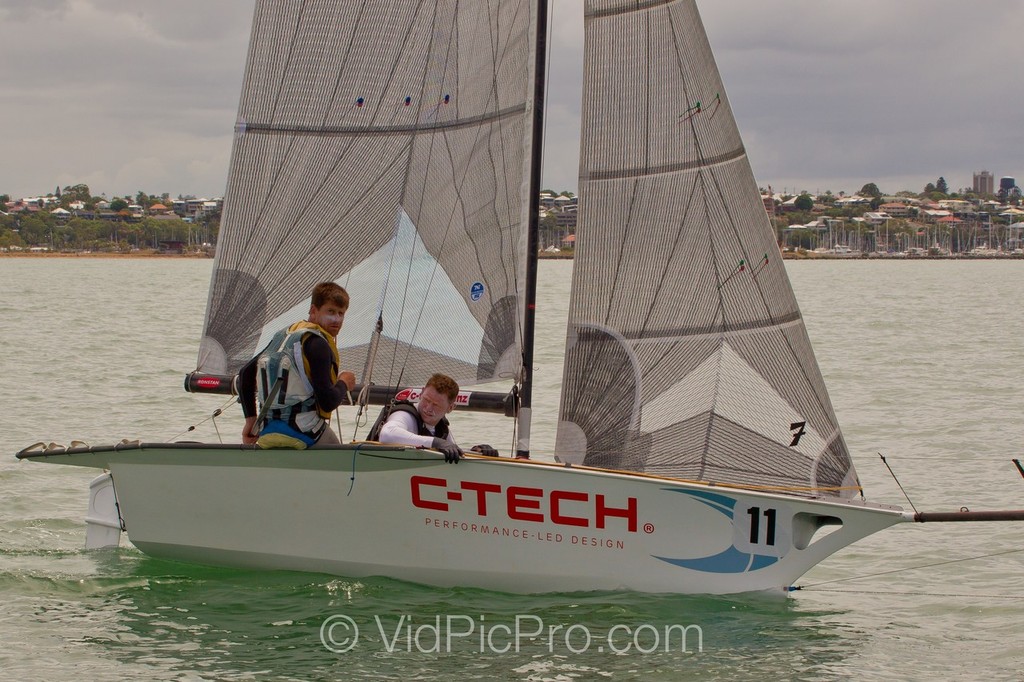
left=699, top=0, right=1024, bottom=194
left=0, top=0, right=253, bottom=199
left=2, top=1, right=1021, bottom=200
left=0, top=0, right=72, bottom=22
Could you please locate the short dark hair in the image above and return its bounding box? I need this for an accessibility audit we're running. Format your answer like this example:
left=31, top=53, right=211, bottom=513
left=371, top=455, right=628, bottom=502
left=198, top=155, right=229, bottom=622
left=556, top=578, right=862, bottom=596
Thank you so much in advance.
left=426, top=373, right=459, bottom=402
left=311, top=282, right=349, bottom=311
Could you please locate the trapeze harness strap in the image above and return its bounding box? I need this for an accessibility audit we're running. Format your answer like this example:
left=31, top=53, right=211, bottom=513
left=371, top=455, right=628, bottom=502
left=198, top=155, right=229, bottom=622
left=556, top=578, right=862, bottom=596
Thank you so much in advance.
left=367, top=400, right=450, bottom=441
left=256, top=326, right=332, bottom=441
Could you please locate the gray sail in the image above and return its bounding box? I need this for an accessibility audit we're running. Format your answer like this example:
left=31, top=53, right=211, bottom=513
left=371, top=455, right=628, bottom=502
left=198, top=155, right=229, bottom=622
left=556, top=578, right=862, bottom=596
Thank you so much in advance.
left=197, top=0, right=534, bottom=390
left=555, top=0, right=861, bottom=498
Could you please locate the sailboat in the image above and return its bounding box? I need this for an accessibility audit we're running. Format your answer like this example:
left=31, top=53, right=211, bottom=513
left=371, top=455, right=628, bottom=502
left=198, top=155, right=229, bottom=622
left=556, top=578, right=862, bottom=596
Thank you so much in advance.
left=16, top=0, right=1024, bottom=595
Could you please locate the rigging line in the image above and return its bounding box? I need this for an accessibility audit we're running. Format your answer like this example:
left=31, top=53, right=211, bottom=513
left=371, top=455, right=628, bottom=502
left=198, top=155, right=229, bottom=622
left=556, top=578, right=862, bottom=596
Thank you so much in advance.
left=792, top=587, right=1024, bottom=600
left=167, top=397, right=237, bottom=442
left=346, top=444, right=361, bottom=496
left=333, top=407, right=343, bottom=443
left=368, top=211, right=408, bottom=398
left=876, top=455, right=1023, bottom=462
left=353, top=317, right=385, bottom=441
left=212, top=411, right=223, bottom=443
left=1014, top=458, right=1024, bottom=479
left=795, top=547, right=1024, bottom=589
left=879, top=452, right=919, bottom=514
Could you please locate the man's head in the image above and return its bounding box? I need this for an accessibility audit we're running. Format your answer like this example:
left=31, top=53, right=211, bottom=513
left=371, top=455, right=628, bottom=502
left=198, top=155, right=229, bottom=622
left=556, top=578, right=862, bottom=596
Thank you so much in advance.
left=418, top=373, right=459, bottom=427
left=308, top=282, right=349, bottom=337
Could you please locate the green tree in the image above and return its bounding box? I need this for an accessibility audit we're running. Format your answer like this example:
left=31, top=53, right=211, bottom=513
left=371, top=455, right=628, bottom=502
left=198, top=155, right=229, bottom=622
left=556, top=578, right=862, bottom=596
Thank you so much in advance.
left=61, top=184, right=92, bottom=203
left=936, top=177, right=949, bottom=194
left=0, top=227, right=25, bottom=250
left=539, top=213, right=559, bottom=249
left=110, top=198, right=129, bottom=212
left=66, top=218, right=105, bottom=249
left=794, top=193, right=814, bottom=211
left=18, top=214, right=53, bottom=247
left=859, top=183, right=882, bottom=199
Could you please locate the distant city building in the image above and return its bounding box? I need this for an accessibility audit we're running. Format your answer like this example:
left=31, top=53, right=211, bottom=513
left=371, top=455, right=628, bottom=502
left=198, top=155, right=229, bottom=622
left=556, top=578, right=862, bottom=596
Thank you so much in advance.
left=998, top=177, right=1023, bottom=201
left=973, top=170, right=994, bottom=195
left=879, top=202, right=912, bottom=218
left=863, top=211, right=893, bottom=225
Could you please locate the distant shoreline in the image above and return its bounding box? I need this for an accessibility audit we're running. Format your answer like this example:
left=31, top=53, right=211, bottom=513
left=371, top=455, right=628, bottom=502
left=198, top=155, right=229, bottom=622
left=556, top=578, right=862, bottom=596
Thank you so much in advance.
left=781, top=252, right=1024, bottom=261
left=0, top=250, right=211, bottom=259
left=3, top=249, right=1021, bottom=262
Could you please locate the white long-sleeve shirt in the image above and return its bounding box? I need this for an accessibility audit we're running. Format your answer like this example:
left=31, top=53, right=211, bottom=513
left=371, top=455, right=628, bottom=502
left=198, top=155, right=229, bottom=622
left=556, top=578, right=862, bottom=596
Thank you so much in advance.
left=377, top=410, right=456, bottom=449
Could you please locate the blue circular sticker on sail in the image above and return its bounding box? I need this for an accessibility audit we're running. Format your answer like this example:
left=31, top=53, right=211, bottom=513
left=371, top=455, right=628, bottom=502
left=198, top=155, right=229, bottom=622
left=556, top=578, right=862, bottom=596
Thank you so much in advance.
left=470, top=282, right=485, bottom=302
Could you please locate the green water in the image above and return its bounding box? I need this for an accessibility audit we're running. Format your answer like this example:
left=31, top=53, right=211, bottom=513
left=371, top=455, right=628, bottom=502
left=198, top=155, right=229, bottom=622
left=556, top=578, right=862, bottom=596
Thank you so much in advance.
left=1, top=548, right=863, bottom=680
left=2, top=258, right=1023, bottom=679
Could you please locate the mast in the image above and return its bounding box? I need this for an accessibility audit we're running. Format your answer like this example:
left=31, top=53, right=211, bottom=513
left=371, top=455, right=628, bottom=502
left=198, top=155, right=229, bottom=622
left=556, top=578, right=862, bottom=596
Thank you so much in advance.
left=515, top=0, right=549, bottom=459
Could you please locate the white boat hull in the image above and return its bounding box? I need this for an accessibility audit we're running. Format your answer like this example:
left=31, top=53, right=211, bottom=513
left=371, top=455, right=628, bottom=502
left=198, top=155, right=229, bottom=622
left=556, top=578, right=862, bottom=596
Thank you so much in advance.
left=21, top=443, right=906, bottom=595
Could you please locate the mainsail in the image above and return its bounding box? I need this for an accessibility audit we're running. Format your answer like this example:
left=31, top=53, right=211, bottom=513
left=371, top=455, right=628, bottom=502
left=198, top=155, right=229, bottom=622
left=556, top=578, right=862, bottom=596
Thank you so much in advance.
left=197, top=0, right=535, bottom=391
left=555, top=0, right=861, bottom=497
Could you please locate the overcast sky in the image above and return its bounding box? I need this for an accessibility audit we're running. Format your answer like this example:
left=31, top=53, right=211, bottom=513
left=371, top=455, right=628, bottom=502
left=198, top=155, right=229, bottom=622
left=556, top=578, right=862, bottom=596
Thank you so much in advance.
left=2, top=1, right=1022, bottom=201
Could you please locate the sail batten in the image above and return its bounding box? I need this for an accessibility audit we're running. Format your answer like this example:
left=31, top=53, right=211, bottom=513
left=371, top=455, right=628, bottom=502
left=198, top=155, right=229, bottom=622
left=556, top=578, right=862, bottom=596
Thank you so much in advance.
left=557, top=0, right=860, bottom=498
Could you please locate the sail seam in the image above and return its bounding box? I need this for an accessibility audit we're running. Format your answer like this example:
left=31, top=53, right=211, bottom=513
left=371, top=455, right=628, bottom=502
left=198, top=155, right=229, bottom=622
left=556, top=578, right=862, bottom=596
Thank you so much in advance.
left=581, top=147, right=746, bottom=182
left=576, top=312, right=803, bottom=345
left=585, top=0, right=675, bottom=20
left=238, top=105, right=525, bottom=137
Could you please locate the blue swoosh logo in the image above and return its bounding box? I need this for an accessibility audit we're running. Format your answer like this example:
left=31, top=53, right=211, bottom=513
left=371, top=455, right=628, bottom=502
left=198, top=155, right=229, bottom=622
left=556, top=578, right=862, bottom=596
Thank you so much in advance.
left=654, top=489, right=779, bottom=574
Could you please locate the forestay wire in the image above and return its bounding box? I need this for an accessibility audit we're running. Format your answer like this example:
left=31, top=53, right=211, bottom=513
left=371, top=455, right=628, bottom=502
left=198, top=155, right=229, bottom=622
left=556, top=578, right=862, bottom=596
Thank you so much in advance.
left=792, top=546, right=1024, bottom=597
